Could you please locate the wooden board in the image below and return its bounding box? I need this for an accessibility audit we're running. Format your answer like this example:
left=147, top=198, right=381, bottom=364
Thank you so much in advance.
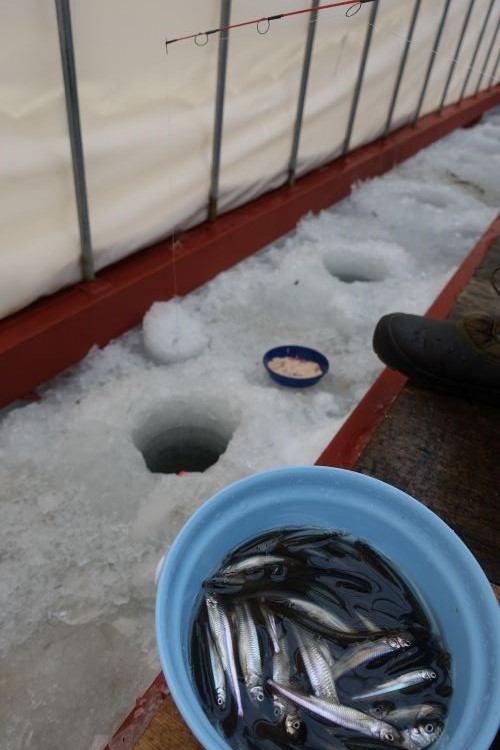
left=356, top=382, right=500, bottom=582
left=134, top=698, right=203, bottom=750
left=355, top=236, right=500, bottom=586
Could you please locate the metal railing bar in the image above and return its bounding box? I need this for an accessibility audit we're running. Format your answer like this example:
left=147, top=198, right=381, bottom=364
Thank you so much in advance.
left=208, top=0, right=231, bottom=222
left=288, top=0, right=320, bottom=186
left=383, top=0, right=422, bottom=138
left=342, top=0, right=379, bottom=156
left=438, top=0, right=476, bottom=112
left=474, top=17, right=500, bottom=93
left=55, top=0, right=95, bottom=281
left=459, top=0, right=496, bottom=101
left=492, top=47, right=500, bottom=81
left=413, top=0, right=453, bottom=124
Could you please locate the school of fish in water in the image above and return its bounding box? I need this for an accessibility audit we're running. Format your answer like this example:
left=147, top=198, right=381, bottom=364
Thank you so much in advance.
left=190, top=528, right=452, bottom=749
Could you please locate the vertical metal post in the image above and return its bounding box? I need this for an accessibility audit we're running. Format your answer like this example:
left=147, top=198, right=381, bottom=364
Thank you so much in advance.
left=208, top=0, right=231, bottom=222
left=383, top=0, right=422, bottom=138
left=460, top=0, right=496, bottom=99
left=474, top=19, right=499, bottom=93
left=55, top=0, right=94, bottom=281
left=492, top=47, right=500, bottom=81
left=413, top=0, right=453, bottom=124
left=342, top=0, right=379, bottom=156
left=438, top=0, right=476, bottom=112
left=287, top=0, right=320, bottom=186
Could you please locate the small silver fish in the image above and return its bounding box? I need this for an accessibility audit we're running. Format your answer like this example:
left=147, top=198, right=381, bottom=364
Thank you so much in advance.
left=267, top=680, right=402, bottom=744
left=263, top=594, right=352, bottom=634
left=401, top=721, right=443, bottom=749
left=271, top=632, right=301, bottom=736
left=293, top=625, right=338, bottom=701
left=315, top=636, right=336, bottom=671
left=206, top=625, right=226, bottom=708
left=332, top=635, right=413, bottom=679
left=259, top=602, right=280, bottom=654
left=233, top=602, right=264, bottom=704
left=285, top=711, right=302, bottom=736
left=369, top=703, right=443, bottom=727
left=352, top=669, right=437, bottom=701
left=302, top=546, right=331, bottom=562
left=205, top=594, right=243, bottom=717
left=355, top=609, right=383, bottom=633
left=240, top=534, right=281, bottom=556
left=221, top=555, right=288, bottom=577
left=205, top=624, right=226, bottom=708
left=284, top=529, right=332, bottom=552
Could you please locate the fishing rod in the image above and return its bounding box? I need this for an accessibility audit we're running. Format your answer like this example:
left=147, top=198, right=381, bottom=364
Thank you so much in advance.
left=165, top=0, right=377, bottom=49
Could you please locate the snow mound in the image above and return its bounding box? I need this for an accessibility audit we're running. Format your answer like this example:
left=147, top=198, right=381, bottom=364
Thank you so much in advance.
left=143, top=299, right=210, bottom=363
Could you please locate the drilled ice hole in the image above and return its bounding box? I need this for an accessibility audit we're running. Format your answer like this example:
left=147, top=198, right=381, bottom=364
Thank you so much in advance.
left=133, top=401, right=237, bottom=475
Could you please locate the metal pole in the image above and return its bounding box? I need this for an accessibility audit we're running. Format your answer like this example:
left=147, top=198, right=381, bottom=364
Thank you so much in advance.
left=342, top=0, right=379, bottom=156
left=383, top=0, right=422, bottom=138
left=460, top=0, right=496, bottom=101
left=208, top=0, right=231, bottom=222
left=55, top=0, right=94, bottom=281
left=438, top=0, right=476, bottom=112
left=413, top=0, right=453, bottom=124
left=288, top=0, right=320, bottom=186
left=474, top=19, right=499, bottom=93
left=492, top=47, right=500, bottom=81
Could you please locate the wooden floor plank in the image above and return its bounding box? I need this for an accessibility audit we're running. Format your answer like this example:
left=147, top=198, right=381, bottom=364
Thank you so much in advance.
left=355, top=237, right=500, bottom=585
left=134, top=696, right=203, bottom=750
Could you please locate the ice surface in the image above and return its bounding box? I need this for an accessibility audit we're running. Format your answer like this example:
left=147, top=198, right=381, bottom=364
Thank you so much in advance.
left=0, top=109, right=499, bottom=750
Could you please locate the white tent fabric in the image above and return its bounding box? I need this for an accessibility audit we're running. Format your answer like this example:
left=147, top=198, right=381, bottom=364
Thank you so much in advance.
left=0, top=0, right=498, bottom=321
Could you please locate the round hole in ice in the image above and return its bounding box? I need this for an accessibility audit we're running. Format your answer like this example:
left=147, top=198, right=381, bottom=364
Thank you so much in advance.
left=133, top=405, right=236, bottom=475
left=324, top=255, right=387, bottom=284
left=331, top=270, right=376, bottom=283
left=137, top=424, right=231, bottom=474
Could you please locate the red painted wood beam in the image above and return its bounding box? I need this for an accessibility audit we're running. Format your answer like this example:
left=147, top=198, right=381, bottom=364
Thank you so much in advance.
left=106, top=674, right=169, bottom=750
left=0, top=86, right=499, bottom=409
left=105, top=213, right=499, bottom=750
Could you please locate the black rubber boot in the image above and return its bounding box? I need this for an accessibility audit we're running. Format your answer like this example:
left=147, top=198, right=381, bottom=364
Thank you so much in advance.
left=372, top=311, right=500, bottom=405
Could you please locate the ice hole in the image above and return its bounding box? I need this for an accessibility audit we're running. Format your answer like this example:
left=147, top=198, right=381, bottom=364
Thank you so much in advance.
left=139, top=425, right=228, bottom=473
left=324, top=256, right=387, bottom=284
left=331, top=269, right=377, bottom=283
left=133, top=402, right=236, bottom=475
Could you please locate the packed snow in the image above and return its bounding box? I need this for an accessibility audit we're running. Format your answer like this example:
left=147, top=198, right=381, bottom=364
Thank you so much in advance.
left=0, top=109, right=499, bottom=750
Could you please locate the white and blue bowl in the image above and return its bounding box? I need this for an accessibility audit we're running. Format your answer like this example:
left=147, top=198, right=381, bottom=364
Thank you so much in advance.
left=155, top=466, right=500, bottom=750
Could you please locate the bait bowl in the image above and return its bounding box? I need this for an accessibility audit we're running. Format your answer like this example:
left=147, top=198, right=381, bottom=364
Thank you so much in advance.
left=155, top=466, right=500, bottom=750
left=263, top=345, right=329, bottom=388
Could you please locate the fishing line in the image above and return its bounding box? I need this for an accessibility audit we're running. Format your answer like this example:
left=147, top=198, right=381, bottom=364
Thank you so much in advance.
left=164, top=44, right=180, bottom=331
left=368, top=9, right=500, bottom=88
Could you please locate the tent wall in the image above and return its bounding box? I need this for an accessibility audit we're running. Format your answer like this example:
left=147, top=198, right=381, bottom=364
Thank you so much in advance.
left=1, top=0, right=499, bottom=321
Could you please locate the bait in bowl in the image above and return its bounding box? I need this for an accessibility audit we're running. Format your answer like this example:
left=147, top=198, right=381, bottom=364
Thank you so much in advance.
left=263, top=345, right=329, bottom=388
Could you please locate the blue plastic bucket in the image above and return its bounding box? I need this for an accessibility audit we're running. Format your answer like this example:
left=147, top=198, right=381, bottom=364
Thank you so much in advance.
left=155, top=466, right=500, bottom=750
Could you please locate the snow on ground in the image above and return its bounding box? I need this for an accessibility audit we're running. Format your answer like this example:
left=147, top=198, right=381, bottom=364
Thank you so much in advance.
left=0, top=108, right=499, bottom=750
